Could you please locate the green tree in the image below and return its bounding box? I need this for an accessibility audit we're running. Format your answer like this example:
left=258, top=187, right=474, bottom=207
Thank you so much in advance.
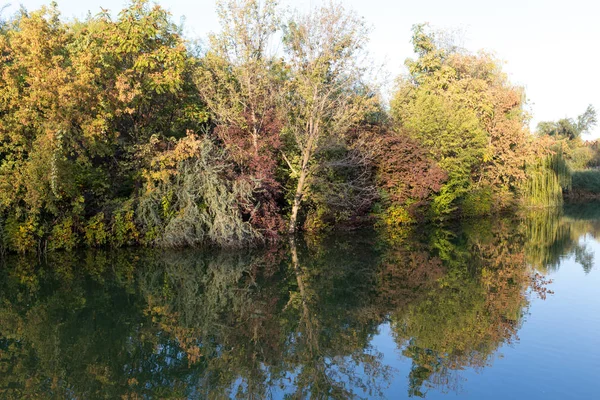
left=392, top=24, right=534, bottom=217
left=282, top=2, right=378, bottom=233
left=537, top=105, right=597, bottom=140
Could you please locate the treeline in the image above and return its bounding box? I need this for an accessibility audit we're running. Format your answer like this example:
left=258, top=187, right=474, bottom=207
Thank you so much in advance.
left=0, top=0, right=580, bottom=253
left=533, top=105, right=599, bottom=199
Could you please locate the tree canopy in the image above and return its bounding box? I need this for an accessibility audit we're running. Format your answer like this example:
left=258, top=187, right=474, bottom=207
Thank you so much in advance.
left=0, top=2, right=590, bottom=254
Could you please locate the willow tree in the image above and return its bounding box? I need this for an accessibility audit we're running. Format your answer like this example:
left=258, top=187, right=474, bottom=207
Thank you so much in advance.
left=282, top=2, right=377, bottom=233
left=523, top=145, right=571, bottom=207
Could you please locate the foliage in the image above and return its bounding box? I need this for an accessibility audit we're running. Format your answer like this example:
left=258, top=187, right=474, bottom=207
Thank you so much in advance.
left=281, top=2, right=378, bottom=233
left=535, top=106, right=599, bottom=180
left=523, top=146, right=571, bottom=207
left=570, top=169, right=600, bottom=195
left=137, top=133, right=260, bottom=248
left=392, top=24, right=534, bottom=217
left=195, top=0, right=285, bottom=237
left=48, top=217, right=78, bottom=251
left=537, top=105, right=597, bottom=140
left=0, top=2, right=573, bottom=253
left=84, top=213, right=109, bottom=247
left=302, top=131, right=380, bottom=231
left=0, top=1, right=205, bottom=252
left=372, top=131, right=447, bottom=225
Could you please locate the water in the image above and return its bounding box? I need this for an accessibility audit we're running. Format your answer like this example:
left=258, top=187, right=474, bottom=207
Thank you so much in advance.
left=1, top=204, right=600, bottom=399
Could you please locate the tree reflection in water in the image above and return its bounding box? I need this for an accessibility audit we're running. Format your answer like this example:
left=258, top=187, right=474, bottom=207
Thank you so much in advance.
left=2, top=207, right=598, bottom=399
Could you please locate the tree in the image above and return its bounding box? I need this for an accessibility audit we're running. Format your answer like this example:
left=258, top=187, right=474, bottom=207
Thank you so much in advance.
left=534, top=106, right=597, bottom=179
left=392, top=24, right=534, bottom=217
left=282, top=2, right=377, bottom=233
left=137, top=133, right=260, bottom=248
left=537, top=105, right=597, bottom=140
left=195, top=0, right=285, bottom=237
left=373, top=131, right=447, bottom=225
left=0, top=1, right=206, bottom=252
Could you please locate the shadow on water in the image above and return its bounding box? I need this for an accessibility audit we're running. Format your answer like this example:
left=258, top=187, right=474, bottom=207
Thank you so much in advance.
left=0, top=206, right=598, bottom=399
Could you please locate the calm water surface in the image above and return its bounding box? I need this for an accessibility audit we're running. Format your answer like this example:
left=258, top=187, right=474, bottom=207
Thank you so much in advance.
left=1, top=204, right=600, bottom=399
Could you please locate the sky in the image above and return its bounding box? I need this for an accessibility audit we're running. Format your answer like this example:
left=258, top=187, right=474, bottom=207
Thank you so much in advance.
left=5, top=0, right=600, bottom=138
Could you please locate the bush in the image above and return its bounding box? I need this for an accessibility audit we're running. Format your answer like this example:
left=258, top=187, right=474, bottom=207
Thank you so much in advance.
left=137, top=134, right=260, bottom=248
left=111, top=209, right=139, bottom=248
left=84, top=213, right=109, bottom=247
left=461, top=187, right=493, bottom=217
left=567, top=146, right=594, bottom=170
left=48, top=217, right=78, bottom=251
left=571, top=170, right=600, bottom=194
left=5, top=216, right=40, bottom=254
left=373, top=133, right=447, bottom=225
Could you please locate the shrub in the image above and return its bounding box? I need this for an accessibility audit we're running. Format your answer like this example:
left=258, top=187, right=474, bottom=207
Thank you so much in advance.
left=111, top=209, right=139, bottom=248
left=137, top=134, right=260, bottom=248
left=48, top=217, right=78, bottom=251
left=570, top=170, right=600, bottom=194
left=373, top=132, right=447, bottom=225
left=461, top=187, right=493, bottom=217
left=5, top=216, right=40, bottom=254
left=84, top=213, right=109, bottom=247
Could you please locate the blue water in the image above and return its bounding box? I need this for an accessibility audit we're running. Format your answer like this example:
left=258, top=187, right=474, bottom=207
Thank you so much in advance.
left=1, top=207, right=599, bottom=398
left=378, top=236, right=600, bottom=398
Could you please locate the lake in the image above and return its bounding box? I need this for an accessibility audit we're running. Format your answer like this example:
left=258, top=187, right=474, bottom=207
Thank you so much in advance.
left=1, top=203, right=599, bottom=399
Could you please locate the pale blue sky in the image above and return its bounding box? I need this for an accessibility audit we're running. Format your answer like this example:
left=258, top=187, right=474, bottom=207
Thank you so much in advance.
left=5, top=0, right=600, bottom=138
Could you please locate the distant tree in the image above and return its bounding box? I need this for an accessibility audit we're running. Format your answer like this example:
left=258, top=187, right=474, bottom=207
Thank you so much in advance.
left=537, top=105, right=597, bottom=140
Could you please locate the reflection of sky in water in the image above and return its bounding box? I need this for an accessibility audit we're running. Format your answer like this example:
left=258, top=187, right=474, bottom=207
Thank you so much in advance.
left=367, top=234, right=600, bottom=399
left=2, top=208, right=600, bottom=399
left=232, top=228, right=600, bottom=399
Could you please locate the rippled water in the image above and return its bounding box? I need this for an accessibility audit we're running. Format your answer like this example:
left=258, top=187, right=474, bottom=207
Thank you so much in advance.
left=1, top=204, right=599, bottom=399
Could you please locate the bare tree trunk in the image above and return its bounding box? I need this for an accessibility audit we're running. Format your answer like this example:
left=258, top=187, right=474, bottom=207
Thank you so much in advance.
left=288, top=166, right=307, bottom=234
left=288, top=120, right=317, bottom=234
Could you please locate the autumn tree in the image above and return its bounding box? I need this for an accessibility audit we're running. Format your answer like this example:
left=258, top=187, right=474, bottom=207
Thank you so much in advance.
left=373, top=131, right=447, bottom=225
left=0, top=2, right=572, bottom=253
left=0, top=4, right=93, bottom=251
left=392, top=24, right=534, bottom=217
left=0, top=1, right=205, bottom=252
left=281, top=2, right=378, bottom=233
left=195, top=0, right=285, bottom=237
